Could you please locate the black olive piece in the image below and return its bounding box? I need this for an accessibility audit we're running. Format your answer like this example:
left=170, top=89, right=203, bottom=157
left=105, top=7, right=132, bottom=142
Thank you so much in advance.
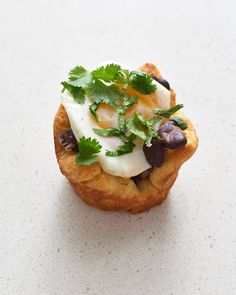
left=152, top=75, right=170, bottom=90
left=143, top=139, right=165, bottom=167
left=59, top=128, right=78, bottom=152
left=132, top=168, right=152, bottom=183
left=158, top=121, right=187, bottom=149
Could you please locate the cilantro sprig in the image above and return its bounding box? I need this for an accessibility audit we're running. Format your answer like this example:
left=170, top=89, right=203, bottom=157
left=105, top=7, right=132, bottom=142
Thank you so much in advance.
left=93, top=120, right=136, bottom=156
left=61, top=63, right=157, bottom=111
left=61, top=82, right=85, bottom=104
left=126, top=117, right=146, bottom=141
left=152, top=104, right=188, bottom=131
left=91, top=64, right=121, bottom=82
left=129, top=71, right=157, bottom=94
left=67, top=66, right=92, bottom=87
left=92, top=110, right=137, bottom=156
left=76, top=137, right=102, bottom=166
left=62, top=64, right=123, bottom=109
left=116, top=70, right=157, bottom=94
left=126, top=112, right=161, bottom=147
left=87, top=79, right=122, bottom=108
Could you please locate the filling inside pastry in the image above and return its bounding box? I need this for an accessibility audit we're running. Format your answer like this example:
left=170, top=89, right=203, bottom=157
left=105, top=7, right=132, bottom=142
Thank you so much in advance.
left=59, top=63, right=187, bottom=178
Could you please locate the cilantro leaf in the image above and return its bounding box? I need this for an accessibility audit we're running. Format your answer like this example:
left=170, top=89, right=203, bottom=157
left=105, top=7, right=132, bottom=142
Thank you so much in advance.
left=127, top=112, right=160, bottom=147
left=76, top=136, right=102, bottom=166
left=89, top=102, right=100, bottom=120
left=118, top=133, right=136, bottom=143
left=133, top=112, right=146, bottom=126
left=116, top=69, right=131, bottom=88
left=146, top=117, right=163, bottom=125
left=132, top=113, right=153, bottom=146
left=116, top=70, right=156, bottom=94
left=153, top=104, right=184, bottom=118
left=67, top=66, right=92, bottom=88
left=92, top=64, right=121, bottom=82
left=118, top=113, right=126, bottom=132
left=76, top=155, right=99, bottom=166
left=67, top=74, right=92, bottom=88
left=93, top=116, right=135, bottom=147
left=171, top=116, right=188, bottom=130
left=129, top=71, right=157, bottom=94
left=93, top=128, right=122, bottom=137
left=127, top=133, right=137, bottom=142
left=126, top=117, right=146, bottom=140
left=69, top=66, right=87, bottom=78
left=145, top=128, right=160, bottom=147
left=87, top=79, right=123, bottom=107
left=118, top=94, right=138, bottom=114
left=138, top=114, right=162, bottom=147
left=105, top=142, right=135, bottom=157
left=61, top=82, right=85, bottom=104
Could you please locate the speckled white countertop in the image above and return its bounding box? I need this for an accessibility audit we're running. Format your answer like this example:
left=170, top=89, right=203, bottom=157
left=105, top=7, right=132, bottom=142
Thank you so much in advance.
left=0, top=0, right=236, bottom=294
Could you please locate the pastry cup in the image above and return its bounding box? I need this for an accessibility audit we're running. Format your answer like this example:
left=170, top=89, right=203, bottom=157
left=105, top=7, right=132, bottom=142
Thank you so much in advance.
left=53, top=63, right=198, bottom=213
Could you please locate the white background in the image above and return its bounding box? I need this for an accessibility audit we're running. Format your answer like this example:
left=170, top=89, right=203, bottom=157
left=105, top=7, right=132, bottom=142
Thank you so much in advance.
left=0, top=0, right=236, bottom=294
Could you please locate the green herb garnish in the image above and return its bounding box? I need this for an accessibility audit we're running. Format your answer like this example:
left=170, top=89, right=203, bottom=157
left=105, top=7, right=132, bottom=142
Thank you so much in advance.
left=87, top=79, right=123, bottom=108
left=61, top=82, right=85, bottom=104
left=67, top=66, right=92, bottom=88
left=116, top=69, right=131, bottom=88
left=129, top=71, right=157, bottom=94
left=118, top=133, right=136, bottom=144
left=106, top=142, right=135, bottom=157
left=76, top=137, right=102, bottom=166
left=146, top=116, right=162, bottom=125
left=118, top=94, right=138, bottom=114
left=171, top=116, right=188, bottom=130
left=89, top=102, right=100, bottom=120
left=91, top=64, right=121, bottom=82
left=152, top=104, right=188, bottom=131
left=62, top=64, right=157, bottom=108
left=126, top=117, right=147, bottom=141
left=153, top=104, right=184, bottom=118
left=125, top=113, right=160, bottom=146
left=118, top=113, right=126, bottom=132
left=93, top=128, right=122, bottom=137
left=116, top=70, right=156, bottom=94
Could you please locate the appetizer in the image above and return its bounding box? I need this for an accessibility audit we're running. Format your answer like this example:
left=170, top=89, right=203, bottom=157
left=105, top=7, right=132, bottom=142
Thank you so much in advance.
left=54, top=62, right=198, bottom=213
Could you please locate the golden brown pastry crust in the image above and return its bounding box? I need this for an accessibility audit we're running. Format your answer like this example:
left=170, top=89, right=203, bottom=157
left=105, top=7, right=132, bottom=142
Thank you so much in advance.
left=53, top=63, right=198, bottom=213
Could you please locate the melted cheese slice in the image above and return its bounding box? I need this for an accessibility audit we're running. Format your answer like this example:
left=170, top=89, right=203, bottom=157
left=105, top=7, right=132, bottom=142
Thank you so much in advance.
left=61, top=66, right=170, bottom=177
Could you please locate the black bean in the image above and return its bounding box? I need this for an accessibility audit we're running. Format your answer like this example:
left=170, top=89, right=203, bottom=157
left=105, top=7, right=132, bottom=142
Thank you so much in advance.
left=132, top=168, right=152, bottom=182
left=143, top=139, right=165, bottom=167
left=152, top=75, right=170, bottom=90
left=158, top=121, right=187, bottom=149
left=59, top=128, right=78, bottom=152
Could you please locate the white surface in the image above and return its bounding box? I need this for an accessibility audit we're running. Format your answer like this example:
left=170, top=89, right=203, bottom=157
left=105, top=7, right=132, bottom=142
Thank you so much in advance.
left=0, top=0, right=236, bottom=294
